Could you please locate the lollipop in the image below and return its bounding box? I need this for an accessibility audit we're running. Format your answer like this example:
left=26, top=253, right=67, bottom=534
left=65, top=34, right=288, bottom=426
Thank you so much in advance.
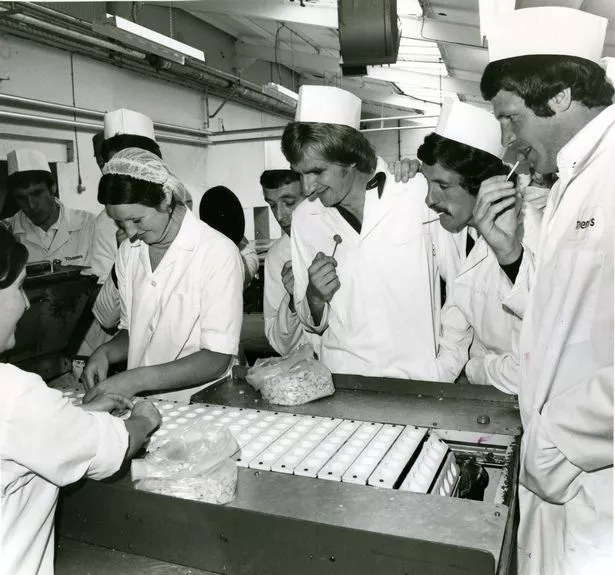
left=331, top=234, right=342, bottom=258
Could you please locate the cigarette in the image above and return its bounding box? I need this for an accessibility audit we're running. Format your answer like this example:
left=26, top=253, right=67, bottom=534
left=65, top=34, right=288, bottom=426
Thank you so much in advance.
left=422, top=217, right=440, bottom=225
left=505, top=160, right=520, bottom=182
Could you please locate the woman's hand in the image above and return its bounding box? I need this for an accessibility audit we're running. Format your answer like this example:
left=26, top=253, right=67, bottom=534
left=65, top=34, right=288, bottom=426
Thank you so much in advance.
left=131, top=399, right=162, bottom=432
left=81, top=392, right=134, bottom=416
left=82, top=368, right=145, bottom=404
left=82, top=347, right=111, bottom=390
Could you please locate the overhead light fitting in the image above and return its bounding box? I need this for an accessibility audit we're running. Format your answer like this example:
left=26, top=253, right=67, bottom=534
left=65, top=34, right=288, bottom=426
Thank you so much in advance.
left=263, top=82, right=299, bottom=105
left=93, top=14, right=205, bottom=65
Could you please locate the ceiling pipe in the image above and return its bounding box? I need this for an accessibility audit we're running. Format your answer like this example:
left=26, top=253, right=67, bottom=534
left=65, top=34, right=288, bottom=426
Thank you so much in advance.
left=8, top=13, right=147, bottom=60
left=361, top=125, right=437, bottom=133
left=0, top=93, right=212, bottom=138
left=0, top=110, right=209, bottom=147
left=360, top=114, right=440, bottom=123
left=210, top=124, right=437, bottom=146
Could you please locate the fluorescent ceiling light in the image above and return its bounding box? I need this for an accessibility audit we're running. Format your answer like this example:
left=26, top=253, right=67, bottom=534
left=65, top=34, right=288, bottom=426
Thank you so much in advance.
left=93, top=14, right=205, bottom=65
left=263, top=82, right=299, bottom=104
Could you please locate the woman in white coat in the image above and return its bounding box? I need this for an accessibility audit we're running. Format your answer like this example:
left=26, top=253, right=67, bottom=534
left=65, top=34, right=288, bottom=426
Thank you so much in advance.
left=0, top=224, right=160, bottom=575
left=82, top=148, right=244, bottom=403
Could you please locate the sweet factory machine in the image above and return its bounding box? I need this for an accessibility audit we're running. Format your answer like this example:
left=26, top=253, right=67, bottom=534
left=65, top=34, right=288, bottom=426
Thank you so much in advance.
left=56, top=373, right=521, bottom=575
left=2, top=260, right=97, bottom=379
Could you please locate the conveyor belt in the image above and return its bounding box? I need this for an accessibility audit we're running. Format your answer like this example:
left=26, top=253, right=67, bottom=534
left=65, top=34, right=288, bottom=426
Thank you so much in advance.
left=62, top=390, right=459, bottom=496
left=57, top=377, right=520, bottom=575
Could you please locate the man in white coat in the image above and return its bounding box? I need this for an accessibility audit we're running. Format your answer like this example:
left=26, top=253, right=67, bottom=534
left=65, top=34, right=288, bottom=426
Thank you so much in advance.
left=261, top=140, right=312, bottom=356
left=421, top=99, right=542, bottom=392
left=475, top=7, right=613, bottom=573
left=2, top=149, right=95, bottom=266
left=283, top=86, right=460, bottom=379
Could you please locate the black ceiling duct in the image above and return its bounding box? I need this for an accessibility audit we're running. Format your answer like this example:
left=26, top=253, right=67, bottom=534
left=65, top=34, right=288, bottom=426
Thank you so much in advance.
left=338, top=0, right=401, bottom=67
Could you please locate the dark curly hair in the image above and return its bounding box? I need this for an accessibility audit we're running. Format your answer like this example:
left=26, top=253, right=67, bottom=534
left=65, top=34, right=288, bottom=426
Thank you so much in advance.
left=259, top=170, right=300, bottom=190
left=282, top=122, right=377, bottom=174
left=418, top=133, right=514, bottom=196
left=7, top=171, right=55, bottom=195
left=0, top=224, right=28, bottom=289
left=481, top=55, right=614, bottom=117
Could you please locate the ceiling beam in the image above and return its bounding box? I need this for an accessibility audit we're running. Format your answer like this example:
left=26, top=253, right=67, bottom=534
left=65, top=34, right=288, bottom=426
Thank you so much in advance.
left=366, top=67, right=481, bottom=95
left=236, top=41, right=340, bottom=73
left=182, top=1, right=338, bottom=29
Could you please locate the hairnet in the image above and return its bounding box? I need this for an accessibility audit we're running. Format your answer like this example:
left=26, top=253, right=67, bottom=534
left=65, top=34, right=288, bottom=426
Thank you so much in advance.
left=102, top=147, right=191, bottom=205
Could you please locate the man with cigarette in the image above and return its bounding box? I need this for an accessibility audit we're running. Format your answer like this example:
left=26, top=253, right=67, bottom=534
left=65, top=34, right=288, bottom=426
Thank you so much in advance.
left=283, top=85, right=462, bottom=379
left=419, top=99, right=542, bottom=392
left=476, top=7, right=614, bottom=572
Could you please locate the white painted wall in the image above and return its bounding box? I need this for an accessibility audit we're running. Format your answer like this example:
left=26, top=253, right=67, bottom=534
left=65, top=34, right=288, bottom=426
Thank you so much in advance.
left=0, top=34, right=287, bottom=239
left=364, top=126, right=435, bottom=164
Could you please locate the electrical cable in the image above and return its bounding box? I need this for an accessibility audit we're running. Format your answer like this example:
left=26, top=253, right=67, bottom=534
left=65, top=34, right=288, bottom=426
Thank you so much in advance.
left=69, top=52, right=85, bottom=193
left=274, top=23, right=283, bottom=84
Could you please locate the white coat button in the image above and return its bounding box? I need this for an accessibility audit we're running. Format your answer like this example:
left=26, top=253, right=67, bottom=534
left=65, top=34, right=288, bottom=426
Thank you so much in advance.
left=151, top=280, right=157, bottom=287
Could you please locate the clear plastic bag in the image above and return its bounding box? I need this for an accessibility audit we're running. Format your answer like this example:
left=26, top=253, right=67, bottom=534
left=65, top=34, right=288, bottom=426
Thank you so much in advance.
left=246, top=345, right=335, bottom=406
left=131, top=421, right=238, bottom=504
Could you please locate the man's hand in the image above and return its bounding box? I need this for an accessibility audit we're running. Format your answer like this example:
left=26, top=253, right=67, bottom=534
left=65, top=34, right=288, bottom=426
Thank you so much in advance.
left=388, top=158, right=420, bottom=183
left=307, top=252, right=340, bottom=304
left=81, top=392, right=134, bottom=416
left=83, top=368, right=145, bottom=404
left=305, top=252, right=340, bottom=326
left=473, top=176, right=522, bottom=265
left=521, top=183, right=550, bottom=211
left=281, top=260, right=296, bottom=313
left=82, top=347, right=110, bottom=390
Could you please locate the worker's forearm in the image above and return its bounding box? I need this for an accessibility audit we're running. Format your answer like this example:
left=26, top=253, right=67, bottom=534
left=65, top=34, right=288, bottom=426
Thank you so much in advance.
left=134, top=349, right=232, bottom=394
left=101, top=329, right=130, bottom=364
left=307, top=293, right=326, bottom=326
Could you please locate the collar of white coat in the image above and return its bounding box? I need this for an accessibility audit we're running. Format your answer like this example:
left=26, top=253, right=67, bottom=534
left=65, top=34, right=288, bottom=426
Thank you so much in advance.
left=127, top=206, right=199, bottom=251
left=304, top=156, right=389, bottom=215
left=556, top=104, right=615, bottom=182
left=11, top=199, right=80, bottom=234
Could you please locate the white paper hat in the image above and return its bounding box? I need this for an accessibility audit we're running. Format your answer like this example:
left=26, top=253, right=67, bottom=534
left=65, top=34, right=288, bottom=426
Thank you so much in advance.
left=435, top=99, right=504, bottom=158
left=264, top=140, right=291, bottom=171
left=295, top=86, right=361, bottom=130
left=487, top=7, right=607, bottom=63
left=104, top=108, right=157, bottom=141
left=600, top=57, right=615, bottom=87
left=7, top=149, right=51, bottom=176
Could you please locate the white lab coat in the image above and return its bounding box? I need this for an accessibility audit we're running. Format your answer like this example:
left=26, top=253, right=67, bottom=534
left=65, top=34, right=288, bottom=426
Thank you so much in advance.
left=436, top=205, right=543, bottom=393
left=117, top=208, right=244, bottom=401
left=291, top=158, right=462, bottom=379
left=92, top=272, right=121, bottom=330
left=240, top=240, right=259, bottom=284
left=264, top=234, right=314, bottom=356
left=2, top=201, right=95, bottom=266
left=90, top=209, right=118, bottom=283
left=504, top=106, right=614, bottom=574
left=0, top=363, right=128, bottom=575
